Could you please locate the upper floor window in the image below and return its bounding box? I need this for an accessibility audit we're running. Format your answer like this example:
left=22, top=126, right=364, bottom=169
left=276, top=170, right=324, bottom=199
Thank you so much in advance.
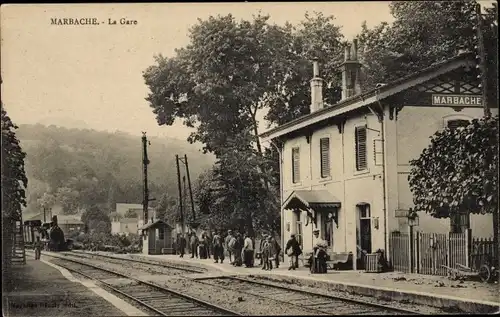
left=158, top=228, right=165, bottom=240
left=292, top=147, right=300, bottom=183
left=320, top=137, right=331, bottom=178
left=447, top=119, right=470, bottom=130
left=355, top=126, right=367, bottom=171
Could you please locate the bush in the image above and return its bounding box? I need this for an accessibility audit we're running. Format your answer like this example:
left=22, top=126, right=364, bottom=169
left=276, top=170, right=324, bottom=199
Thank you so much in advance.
left=73, top=231, right=142, bottom=253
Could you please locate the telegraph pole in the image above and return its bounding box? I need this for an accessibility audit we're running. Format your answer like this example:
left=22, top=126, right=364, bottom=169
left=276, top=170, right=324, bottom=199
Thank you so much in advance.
left=182, top=175, right=188, bottom=220
left=142, top=132, right=150, bottom=223
left=184, top=154, right=197, bottom=223
left=176, top=155, right=184, bottom=233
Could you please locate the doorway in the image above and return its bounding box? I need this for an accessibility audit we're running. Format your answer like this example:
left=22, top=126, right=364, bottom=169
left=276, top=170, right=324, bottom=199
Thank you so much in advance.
left=320, top=211, right=335, bottom=251
left=357, top=203, right=372, bottom=269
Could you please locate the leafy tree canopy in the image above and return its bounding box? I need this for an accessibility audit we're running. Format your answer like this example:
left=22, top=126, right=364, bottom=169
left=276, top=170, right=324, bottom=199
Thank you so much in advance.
left=408, top=116, right=498, bottom=218
left=358, top=1, right=498, bottom=103
left=1, top=105, right=28, bottom=270
left=1, top=107, right=28, bottom=220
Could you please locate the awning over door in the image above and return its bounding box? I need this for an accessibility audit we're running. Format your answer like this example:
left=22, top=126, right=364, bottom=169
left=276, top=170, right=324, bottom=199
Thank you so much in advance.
left=283, top=190, right=341, bottom=211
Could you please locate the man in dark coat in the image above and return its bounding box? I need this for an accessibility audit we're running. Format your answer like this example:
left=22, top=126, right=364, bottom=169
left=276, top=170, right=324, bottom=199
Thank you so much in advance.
left=178, top=233, right=187, bottom=258
left=232, top=232, right=243, bottom=267
left=212, top=231, right=224, bottom=263
left=285, top=234, right=302, bottom=270
left=270, top=234, right=281, bottom=269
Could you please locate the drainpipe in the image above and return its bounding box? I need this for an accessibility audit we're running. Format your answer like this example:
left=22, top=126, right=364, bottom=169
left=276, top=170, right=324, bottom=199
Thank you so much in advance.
left=309, top=134, right=315, bottom=251
left=374, top=90, right=389, bottom=258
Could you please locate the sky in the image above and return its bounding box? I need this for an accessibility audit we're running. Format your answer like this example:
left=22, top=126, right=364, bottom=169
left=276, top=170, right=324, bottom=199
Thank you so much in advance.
left=2, top=2, right=396, bottom=141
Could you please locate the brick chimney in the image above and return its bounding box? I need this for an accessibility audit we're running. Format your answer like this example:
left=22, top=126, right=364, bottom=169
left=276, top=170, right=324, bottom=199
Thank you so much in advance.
left=310, top=58, right=324, bottom=113
left=339, top=39, right=362, bottom=100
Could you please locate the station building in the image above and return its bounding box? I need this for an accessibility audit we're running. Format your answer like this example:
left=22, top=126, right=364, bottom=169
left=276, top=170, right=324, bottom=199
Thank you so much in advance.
left=260, top=41, right=497, bottom=269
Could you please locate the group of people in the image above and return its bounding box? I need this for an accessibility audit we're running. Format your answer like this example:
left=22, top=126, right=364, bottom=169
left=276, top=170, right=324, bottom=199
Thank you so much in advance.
left=174, top=229, right=291, bottom=270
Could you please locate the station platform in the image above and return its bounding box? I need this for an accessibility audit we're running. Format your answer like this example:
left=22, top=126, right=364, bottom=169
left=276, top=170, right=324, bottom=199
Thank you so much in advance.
left=2, top=256, right=146, bottom=317
left=91, top=251, right=499, bottom=313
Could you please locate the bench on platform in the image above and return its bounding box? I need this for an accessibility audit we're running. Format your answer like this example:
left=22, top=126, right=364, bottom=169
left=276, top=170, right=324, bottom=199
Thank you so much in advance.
left=326, top=252, right=353, bottom=270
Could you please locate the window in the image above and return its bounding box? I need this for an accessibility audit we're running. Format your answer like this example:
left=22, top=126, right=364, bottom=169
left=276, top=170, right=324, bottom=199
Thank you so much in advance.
left=355, top=126, right=367, bottom=171
left=158, top=228, right=165, bottom=240
left=292, top=147, right=300, bottom=183
left=320, top=138, right=331, bottom=178
left=359, top=204, right=371, bottom=218
left=450, top=213, right=470, bottom=233
left=447, top=119, right=469, bottom=130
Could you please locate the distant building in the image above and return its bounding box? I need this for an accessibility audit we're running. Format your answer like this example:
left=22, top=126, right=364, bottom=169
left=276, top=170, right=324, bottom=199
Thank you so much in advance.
left=24, top=211, right=83, bottom=236
left=111, top=203, right=155, bottom=235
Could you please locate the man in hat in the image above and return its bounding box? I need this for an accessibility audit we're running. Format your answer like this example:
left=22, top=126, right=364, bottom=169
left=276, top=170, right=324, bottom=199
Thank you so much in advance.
left=314, top=229, right=329, bottom=273
left=284, top=233, right=302, bottom=270
left=259, top=232, right=268, bottom=266
left=224, top=229, right=234, bottom=263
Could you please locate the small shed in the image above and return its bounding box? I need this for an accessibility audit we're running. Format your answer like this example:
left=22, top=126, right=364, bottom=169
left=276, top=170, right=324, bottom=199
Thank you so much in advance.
left=140, top=220, right=173, bottom=255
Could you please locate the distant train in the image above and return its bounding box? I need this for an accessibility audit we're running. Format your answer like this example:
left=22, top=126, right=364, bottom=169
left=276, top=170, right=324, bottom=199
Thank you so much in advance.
left=24, top=215, right=74, bottom=251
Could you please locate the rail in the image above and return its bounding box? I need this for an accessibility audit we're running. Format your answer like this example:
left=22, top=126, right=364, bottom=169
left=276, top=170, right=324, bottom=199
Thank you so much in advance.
left=41, top=252, right=240, bottom=316
left=194, top=275, right=423, bottom=315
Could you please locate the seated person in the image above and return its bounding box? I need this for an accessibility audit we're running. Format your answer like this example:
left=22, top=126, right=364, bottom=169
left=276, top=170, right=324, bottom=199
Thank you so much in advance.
left=310, top=230, right=329, bottom=273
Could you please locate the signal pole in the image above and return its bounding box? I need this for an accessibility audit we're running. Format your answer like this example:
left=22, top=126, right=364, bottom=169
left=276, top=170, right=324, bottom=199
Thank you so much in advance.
left=184, top=154, right=196, bottom=223
left=142, top=132, right=150, bottom=223
left=176, top=155, right=184, bottom=233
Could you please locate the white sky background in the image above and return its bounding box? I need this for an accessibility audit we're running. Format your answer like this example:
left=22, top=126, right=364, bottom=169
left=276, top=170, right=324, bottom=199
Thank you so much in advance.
left=0, top=2, right=494, bottom=142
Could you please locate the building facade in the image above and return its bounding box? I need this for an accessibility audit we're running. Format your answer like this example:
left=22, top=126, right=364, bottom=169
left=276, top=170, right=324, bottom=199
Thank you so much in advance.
left=112, top=203, right=155, bottom=235
left=260, top=41, right=497, bottom=269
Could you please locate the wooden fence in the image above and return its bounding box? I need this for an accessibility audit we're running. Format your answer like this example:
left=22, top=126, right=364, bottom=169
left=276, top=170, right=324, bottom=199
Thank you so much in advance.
left=389, top=232, right=410, bottom=273
left=470, top=237, right=495, bottom=271
left=389, top=230, right=469, bottom=276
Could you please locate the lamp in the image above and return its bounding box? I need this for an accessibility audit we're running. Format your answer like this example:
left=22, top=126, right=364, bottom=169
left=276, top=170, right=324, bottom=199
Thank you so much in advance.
left=408, top=211, right=419, bottom=227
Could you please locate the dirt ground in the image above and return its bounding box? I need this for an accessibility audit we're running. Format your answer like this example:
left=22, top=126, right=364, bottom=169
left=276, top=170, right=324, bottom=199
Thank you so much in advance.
left=2, top=259, right=124, bottom=317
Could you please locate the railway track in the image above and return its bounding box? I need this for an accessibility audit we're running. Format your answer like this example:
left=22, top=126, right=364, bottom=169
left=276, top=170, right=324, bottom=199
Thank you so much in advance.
left=195, top=276, right=422, bottom=315
left=42, top=253, right=240, bottom=316
left=62, top=250, right=206, bottom=274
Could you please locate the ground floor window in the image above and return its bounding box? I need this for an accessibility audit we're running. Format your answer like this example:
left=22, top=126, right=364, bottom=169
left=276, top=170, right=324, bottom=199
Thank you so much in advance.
left=450, top=212, right=470, bottom=233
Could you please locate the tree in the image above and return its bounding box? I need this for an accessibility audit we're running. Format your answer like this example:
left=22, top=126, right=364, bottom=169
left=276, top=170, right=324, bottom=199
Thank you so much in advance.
left=357, top=1, right=498, bottom=97
left=265, top=12, right=345, bottom=126
left=1, top=106, right=28, bottom=271
left=155, top=192, right=176, bottom=221
left=143, top=12, right=345, bottom=235
left=55, top=186, right=80, bottom=214
left=408, top=116, right=499, bottom=274
left=81, top=205, right=111, bottom=234
left=409, top=116, right=498, bottom=218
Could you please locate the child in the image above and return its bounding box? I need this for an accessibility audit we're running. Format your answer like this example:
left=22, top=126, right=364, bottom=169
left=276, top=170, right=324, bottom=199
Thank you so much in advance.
left=34, top=236, right=42, bottom=260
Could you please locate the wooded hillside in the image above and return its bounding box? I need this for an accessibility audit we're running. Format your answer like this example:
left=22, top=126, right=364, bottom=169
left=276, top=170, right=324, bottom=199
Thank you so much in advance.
left=17, top=124, right=214, bottom=216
